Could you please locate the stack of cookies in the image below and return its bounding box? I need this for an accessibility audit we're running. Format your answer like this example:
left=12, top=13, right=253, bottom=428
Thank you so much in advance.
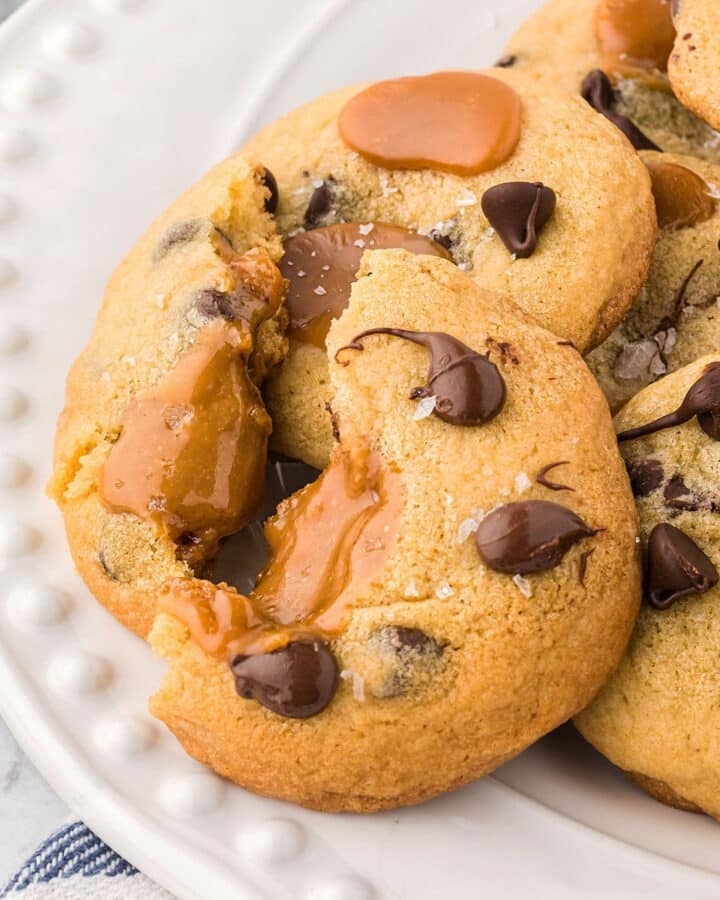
left=48, top=0, right=720, bottom=816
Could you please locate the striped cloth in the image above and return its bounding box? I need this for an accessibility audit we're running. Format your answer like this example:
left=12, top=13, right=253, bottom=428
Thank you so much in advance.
left=1, top=823, right=173, bottom=898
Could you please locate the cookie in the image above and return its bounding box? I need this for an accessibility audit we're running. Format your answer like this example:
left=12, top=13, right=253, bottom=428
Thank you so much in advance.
left=243, top=68, right=655, bottom=468
left=504, top=0, right=720, bottom=162
left=48, top=155, right=286, bottom=637
left=575, top=356, right=720, bottom=818
left=149, top=249, right=641, bottom=812
left=668, top=0, right=720, bottom=132
left=587, top=150, right=720, bottom=411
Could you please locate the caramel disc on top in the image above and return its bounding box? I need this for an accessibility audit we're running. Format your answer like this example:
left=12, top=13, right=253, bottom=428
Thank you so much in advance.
left=595, top=0, right=676, bottom=80
left=338, top=71, right=522, bottom=175
left=280, top=223, right=450, bottom=347
left=646, top=160, right=715, bottom=229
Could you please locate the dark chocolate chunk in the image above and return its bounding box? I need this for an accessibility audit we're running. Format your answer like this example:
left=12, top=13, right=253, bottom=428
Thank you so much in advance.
left=304, top=179, right=335, bottom=229
left=154, top=220, right=203, bottom=261
left=428, top=228, right=454, bottom=252
left=481, top=182, right=556, bottom=258
left=194, top=288, right=236, bottom=320
left=645, top=523, right=717, bottom=609
left=663, top=474, right=699, bottom=511
left=495, top=54, right=517, bottom=68
left=337, top=328, right=506, bottom=427
left=581, top=70, right=661, bottom=151
left=230, top=638, right=339, bottom=719
left=536, top=460, right=574, bottom=492
left=626, top=458, right=664, bottom=497
left=261, top=167, right=279, bottom=214
left=617, top=362, right=720, bottom=442
left=475, top=500, right=597, bottom=575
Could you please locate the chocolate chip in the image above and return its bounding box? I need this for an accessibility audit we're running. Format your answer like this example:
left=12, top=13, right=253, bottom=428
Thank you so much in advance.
left=154, top=220, right=203, bottom=261
left=378, top=625, right=442, bottom=656
left=626, top=458, right=664, bottom=497
left=579, top=548, right=595, bottom=586
left=617, top=362, right=720, bottom=442
left=645, top=523, right=717, bottom=609
left=304, top=179, right=334, bottom=229
left=428, top=229, right=454, bottom=252
left=495, top=54, right=517, bottom=68
left=370, top=626, right=443, bottom=698
left=536, top=460, right=574, bottom=492
left=194, top=288, right=236, bottom=320
left=481, top=182, right=556, bottom=258
left=662, top=474, right=698, bottom=511
left=338, top=328, right=505, bottom=427
left=581, top=70, right=661, bottom=151
left=475, top=500, right=597, bottom=575
left=230, top=639, right=339, bottom=719
left=261, top=167, right=279, bottom=214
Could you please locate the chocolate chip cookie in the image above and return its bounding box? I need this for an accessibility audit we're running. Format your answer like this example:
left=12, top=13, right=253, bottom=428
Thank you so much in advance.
left=48, top=155, right=286, bottom=637
left=575, top=356, right=720, bottom=818
left=243, top=68, right=655, bottom=467
left=149, top=250, right=641, bottom=812
left=587, top=150, right=720, bottom=411
left=668, top=0, right=720, bottom=132
left=504, top=0, right=720, bottom=161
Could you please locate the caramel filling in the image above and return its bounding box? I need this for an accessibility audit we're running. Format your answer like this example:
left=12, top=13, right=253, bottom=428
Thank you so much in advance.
left=595, top=0, right=676, bottom=83
left=646, top=160, right=715, bottom=229
left=160, top=448, right=403, bottom=655
left=100, top=247, right=284, bottom=563
left=338, top=71, right=522, bottom=176
left=280, top=223, right=451, bottom=348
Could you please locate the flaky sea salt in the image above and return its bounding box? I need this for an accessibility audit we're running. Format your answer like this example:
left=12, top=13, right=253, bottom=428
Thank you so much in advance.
left=312, top=178, right=324, bottom=189
left=458, top=262, right=473, bottom=272
left=456, top=189, right=478, bottom=208
left=514, top=472, right=532, bottom=494
left=404, top=579, right=420, bottom=598
left=358, top=223, right=374, bottom=235
left=297, top=269, right=307, bottom=277
left=512, top=574, right=533, bottom=598
left=313, top=285, right=327, bottom=296
left=436, top=582, right=454, bottom=600
left=353, top=239, right=366, bottom=248
left=340, top=669, right=365, bottom=702
left=379, top=174, right=398, bottom=196
left=413, top=394, right=437, bottom=420
left=457, top=517, right=480, bottom=544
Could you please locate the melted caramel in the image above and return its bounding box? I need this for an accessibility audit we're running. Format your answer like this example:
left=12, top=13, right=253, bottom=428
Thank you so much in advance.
left=338, top=72, right=522, bottom=175
left=100, top=247, right=284, bottom=562
left=160, top=448, right=403, bottom=655
left=595, top=0, right=676, bottom=83
left=646, top=160, right=715, bottom=229
left=280, top=223, right=451, bottom=348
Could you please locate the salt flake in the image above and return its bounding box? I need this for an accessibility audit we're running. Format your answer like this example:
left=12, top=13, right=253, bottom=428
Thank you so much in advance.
left=413, top=394, right=437, bottom=420
left=358, top=223, right=374, bottom=235
left=514, top=472, right=532, bottom=494
left=457, top=517, right=480, bottom=544
left=313, top=286, right=327, bottom=296
left=436, top=582, right=454, bottom=599
left=513, top=574, right=533, bottom=598
left=456, top=189, right=478, bottom=208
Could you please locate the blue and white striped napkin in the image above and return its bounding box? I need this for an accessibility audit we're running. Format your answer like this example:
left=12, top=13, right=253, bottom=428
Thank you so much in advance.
left=1, top=823, right=172, bottom=899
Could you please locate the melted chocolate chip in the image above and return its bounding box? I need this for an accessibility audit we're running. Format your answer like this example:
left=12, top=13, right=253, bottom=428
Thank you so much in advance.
left=481, top=182, right=556, bottom=258
left=261, top=167, right=279, bottom=215
left=626, top=458, right=664, bottom=497
left=475, top=500, right=597, bottom=575
left=495, top=54, right=517, bottom=68
left=338, top=328, right=506, bottom=427
left=579, top=548, right=595, bottom=586
left=663, top=474, right=699, bottom=511
left=617, top=362, right=720, bottom=442
left=230, top=639, right=339, bottom=719
left=536, top=461, right=574, bottom=492
left=304, top=179, right=335, bottom=229
left=154, top=220, right=203, bottom=261
left=646, top=523, right=718, bottom=609
left=581, top=70, right=661, bottom=151
left=195, top=288, right=236, bottom=320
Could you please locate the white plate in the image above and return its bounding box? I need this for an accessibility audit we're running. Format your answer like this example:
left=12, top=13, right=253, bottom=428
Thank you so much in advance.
left=1, top=1, right=719, bottom=897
